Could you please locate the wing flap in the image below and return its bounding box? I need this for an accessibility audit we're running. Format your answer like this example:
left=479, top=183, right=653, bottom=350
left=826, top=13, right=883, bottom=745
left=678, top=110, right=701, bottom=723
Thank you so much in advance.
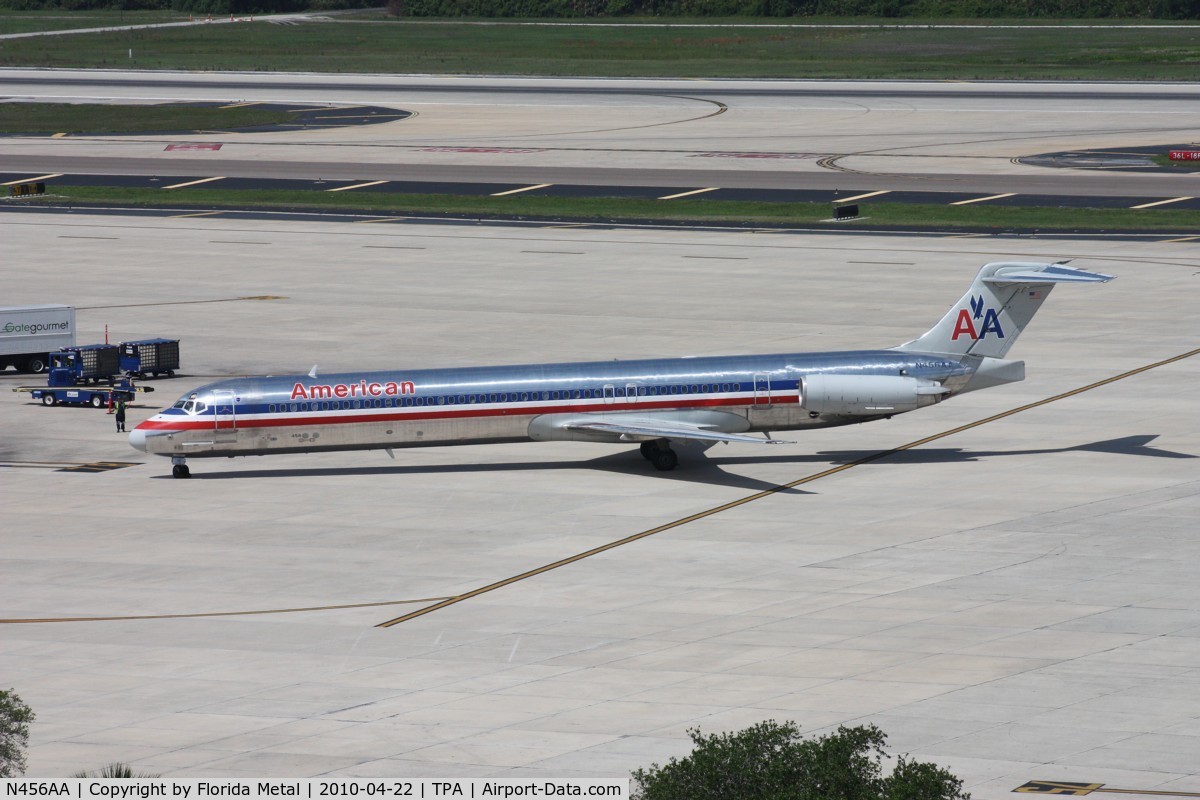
left=562, top=419, right=789, bottom=445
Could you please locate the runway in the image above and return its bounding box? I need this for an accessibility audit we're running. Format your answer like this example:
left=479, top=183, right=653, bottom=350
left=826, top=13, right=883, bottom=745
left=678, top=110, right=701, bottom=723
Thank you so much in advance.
left=4, top=71, right=1200, bottom=202
left=1, top=211, right=1199, bottom=796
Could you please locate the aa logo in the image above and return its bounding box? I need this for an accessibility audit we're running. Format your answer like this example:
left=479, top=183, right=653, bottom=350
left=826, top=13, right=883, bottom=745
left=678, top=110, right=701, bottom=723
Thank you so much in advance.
left=952, top=294, right=1004, bottom=341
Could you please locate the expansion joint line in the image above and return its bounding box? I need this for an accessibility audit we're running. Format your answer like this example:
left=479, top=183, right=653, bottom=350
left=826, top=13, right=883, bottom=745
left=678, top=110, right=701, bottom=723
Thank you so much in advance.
left=377, top=346, right=1200, bottom=628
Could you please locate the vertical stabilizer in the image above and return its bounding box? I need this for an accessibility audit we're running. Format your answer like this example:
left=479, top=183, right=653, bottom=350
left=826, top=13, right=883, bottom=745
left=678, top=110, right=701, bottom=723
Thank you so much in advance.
left=893, top=262, right=1113, bottom=358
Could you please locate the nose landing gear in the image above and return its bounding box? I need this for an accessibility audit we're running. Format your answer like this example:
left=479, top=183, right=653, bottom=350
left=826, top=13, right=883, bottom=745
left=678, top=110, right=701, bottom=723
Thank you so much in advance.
left=171, top=456, right=191, bottom=479
left=639, top=440, right=679, bottom=472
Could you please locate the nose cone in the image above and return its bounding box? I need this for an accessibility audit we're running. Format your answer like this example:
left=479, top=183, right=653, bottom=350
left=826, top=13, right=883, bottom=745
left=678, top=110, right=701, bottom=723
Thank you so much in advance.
left=129, top=426, right=147, bottom=452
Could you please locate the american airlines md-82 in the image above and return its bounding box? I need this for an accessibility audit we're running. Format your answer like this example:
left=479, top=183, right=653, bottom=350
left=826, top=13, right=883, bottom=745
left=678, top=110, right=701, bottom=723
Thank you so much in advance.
left=130, top=262, right=1112, bottom=478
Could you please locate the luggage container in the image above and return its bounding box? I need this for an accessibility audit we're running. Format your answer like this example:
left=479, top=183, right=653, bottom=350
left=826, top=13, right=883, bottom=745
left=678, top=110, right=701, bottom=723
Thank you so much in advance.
left=120, top=338, right=180, bottom=378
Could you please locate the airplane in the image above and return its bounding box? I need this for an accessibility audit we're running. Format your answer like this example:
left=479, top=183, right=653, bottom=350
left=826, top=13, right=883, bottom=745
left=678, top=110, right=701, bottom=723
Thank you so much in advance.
left=130, top=261, right=1112, bottom=478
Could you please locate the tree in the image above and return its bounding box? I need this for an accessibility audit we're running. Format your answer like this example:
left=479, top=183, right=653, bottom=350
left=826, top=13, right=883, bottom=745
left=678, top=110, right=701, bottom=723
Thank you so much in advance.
left=0, top=689, right=35, bottom=779
left=631, top=720, right=968, bottom=800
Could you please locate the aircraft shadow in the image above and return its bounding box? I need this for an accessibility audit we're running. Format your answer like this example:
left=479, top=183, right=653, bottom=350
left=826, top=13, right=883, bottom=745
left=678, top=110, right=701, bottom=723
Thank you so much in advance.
left=157, top=435, right=1190, bottom=488
left=709, top=434, right=1196, bottom=467
left=163, top=450, right=813, bottom=493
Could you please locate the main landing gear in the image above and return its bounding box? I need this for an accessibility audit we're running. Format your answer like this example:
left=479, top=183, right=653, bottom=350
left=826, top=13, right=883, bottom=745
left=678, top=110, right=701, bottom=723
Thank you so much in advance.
left=639, top=440, right=679, bottom=472
left=171, top=456, right=190, bottom=479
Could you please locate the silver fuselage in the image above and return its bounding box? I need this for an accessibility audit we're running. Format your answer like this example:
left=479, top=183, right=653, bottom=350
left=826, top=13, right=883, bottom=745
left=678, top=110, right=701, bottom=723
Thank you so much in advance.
left=131, top=349, right=972, bottom=459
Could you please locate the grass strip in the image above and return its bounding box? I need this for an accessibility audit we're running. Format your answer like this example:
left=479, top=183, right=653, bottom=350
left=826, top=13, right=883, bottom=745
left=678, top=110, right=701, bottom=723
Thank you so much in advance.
left=0, top=9, right=187, bottom=35
left=0, top=18, right=1198, bottom=79
left=0, top=103, right=295, bottom=135
left=18, top=185, right=1200, bottom=232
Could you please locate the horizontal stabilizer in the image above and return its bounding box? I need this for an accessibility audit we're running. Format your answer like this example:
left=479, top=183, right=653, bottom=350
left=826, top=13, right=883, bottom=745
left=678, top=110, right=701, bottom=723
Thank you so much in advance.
left=983, top=264, right=1114, bottom=285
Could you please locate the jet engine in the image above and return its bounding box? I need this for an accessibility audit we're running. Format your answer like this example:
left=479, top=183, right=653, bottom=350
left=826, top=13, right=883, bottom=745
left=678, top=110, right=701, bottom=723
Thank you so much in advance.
left=799, top=374, right=948, bottom=416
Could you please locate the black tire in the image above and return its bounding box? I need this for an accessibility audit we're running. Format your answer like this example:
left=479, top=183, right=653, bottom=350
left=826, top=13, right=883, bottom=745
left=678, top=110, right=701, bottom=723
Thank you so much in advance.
left=639, top=441, right=657, bottom=461
left=41, top=394, right=57, bottom=406
left=25, top=356, right=46, bottom=374
left=90, top=395, right=104, bottom=409
left=172, top=464, right=191, bottom=479
left=651, top=449, right=679, bottom=472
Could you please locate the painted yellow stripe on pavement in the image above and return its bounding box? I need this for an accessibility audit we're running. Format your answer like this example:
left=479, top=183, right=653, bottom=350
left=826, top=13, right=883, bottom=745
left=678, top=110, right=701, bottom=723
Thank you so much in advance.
left=0, top=596, right=454, bottom=625
left=837, top=190, right=891, bottom=203
left=354, top=217, right=408, bottom=224
left=491, top=183, right=552, bottom=197
left=169, top=210, right=225, bottom=219
left=162, top=176, right=225, bottom=190
left=327, top=180, right=388, bottom=193
left=51, top=132, right=67, bottom=138
left=950, top=192, right=1017, bottom=206
left=219, top=101, right=262, bottom=109
left=377, top=345, right=1200, bottom=629
left=1130, top=196, right=1193, bottom=209
left=659, top=187, right=719, bottom=200
left=1162, top=235, right=1200, bottom=243
left=2, top=173, right=62, bottom=186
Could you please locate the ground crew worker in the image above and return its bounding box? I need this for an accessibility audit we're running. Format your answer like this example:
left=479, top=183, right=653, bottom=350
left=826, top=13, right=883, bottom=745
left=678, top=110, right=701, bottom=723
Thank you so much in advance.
left=114, top=399, right=127, bottom=433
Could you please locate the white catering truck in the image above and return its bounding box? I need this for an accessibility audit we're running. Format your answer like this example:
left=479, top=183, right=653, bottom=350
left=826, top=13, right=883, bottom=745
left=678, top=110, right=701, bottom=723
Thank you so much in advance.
left=0, top=304, right=76, bottom=373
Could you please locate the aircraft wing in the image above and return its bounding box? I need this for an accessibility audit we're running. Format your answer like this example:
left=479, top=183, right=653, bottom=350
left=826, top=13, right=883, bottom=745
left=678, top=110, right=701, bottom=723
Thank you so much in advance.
left=560, top=417, right=790, bottom=445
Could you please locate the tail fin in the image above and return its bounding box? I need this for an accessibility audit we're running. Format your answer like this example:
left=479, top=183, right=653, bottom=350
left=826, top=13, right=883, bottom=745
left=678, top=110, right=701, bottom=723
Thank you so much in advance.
left=893, top=262, right=1114, bottom=358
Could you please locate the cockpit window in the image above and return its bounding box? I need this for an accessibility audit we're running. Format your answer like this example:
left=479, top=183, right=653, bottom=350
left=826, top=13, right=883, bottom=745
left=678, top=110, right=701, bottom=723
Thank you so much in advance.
left=171, top=398, right=208, bottom=415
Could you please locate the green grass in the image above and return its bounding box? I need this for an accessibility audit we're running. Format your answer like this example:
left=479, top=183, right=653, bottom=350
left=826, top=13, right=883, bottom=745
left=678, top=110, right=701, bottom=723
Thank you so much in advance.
left=1151, top=153, right=1200, bottom=171
left=0, top=18, right=1198, bottom=78
left=22, top=185, right=1200, bottom=232
left=0, top=9, right=187, bottom=35
left=0, top=102, right=294, bottom=135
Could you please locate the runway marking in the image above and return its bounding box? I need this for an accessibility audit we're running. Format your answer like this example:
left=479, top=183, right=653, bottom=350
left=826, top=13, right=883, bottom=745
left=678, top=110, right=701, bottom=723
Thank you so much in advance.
left=659, top=187, right=719, bottom=200
left=836, top=190, right=891, bottom=203
left=327, top=180, right=389, bottom=193
left=51, top=132, right=67, bottom=138
left=76, top=296, right=285, bottom=310
left=1130, top=196, right=1193, bottom=209
left=162, top=176, right=225, bottom=190
left=377, top=345, right=1200, bottom=628
left=950, top=192, right=1017, bottom=205
left=0, top=596, right=454, bottom=625
left=355, top=217, right=409, bottom=224
left=1161, top=235, right=1200, bottom=243
left=169, top=210, right=225, bottom=219
left=492, top=183, right=553, bottom=197
left=1, top=173, right=62, bottom=185
left=1014, top=779, right=1200, bottom=796
left=542, top=223, right=593, bottom=229
left=219, top=101, right=263, bottom=109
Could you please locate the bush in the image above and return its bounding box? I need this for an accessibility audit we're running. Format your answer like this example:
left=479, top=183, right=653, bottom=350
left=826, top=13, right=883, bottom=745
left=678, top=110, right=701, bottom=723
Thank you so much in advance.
left=72, top=763, right=161, bottom=778
left=0, top=689, right=35, bottom=779
left=631, top=720, right=969, bottom=800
